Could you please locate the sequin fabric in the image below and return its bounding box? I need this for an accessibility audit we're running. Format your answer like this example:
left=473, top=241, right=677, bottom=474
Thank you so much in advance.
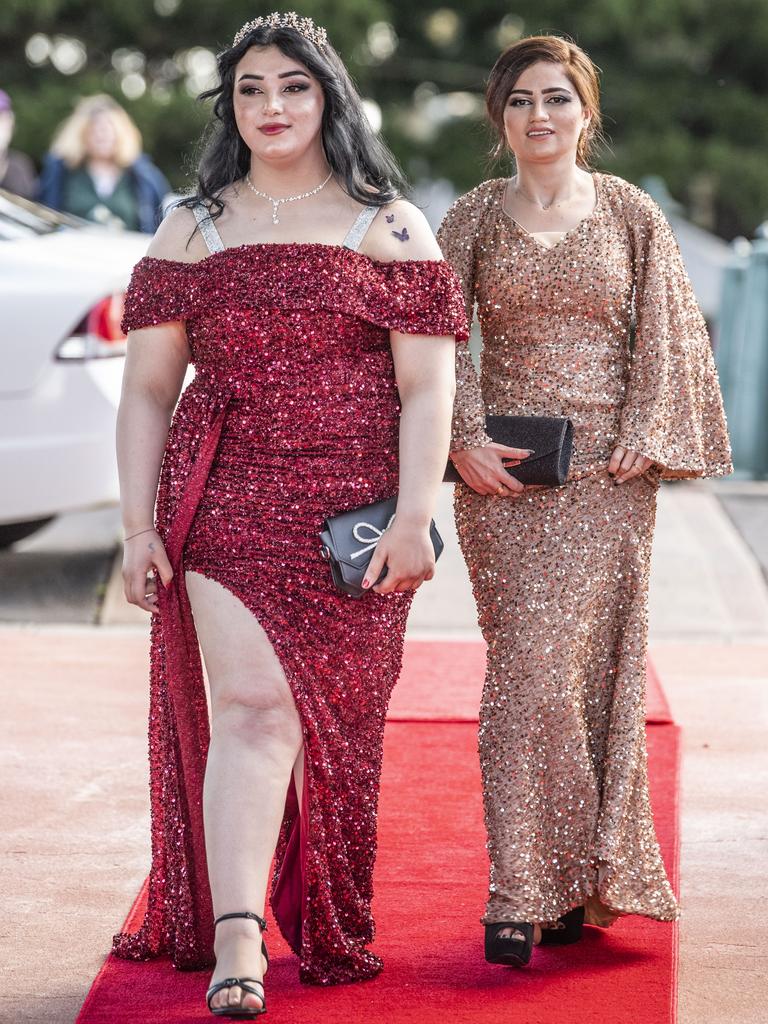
left=437, top=174, right=731, bottom=926
left=111, top=243, right=468, bottom=983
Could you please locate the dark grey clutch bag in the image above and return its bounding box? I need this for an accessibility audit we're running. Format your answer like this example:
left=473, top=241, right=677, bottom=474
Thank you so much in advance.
left=320, top=495, right=444, bottom=599
left=444, top=415, right=574, bottom=486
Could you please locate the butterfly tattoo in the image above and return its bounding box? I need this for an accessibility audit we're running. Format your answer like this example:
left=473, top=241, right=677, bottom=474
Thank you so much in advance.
left=391, top=226, right=409, bottom=242
left=386, top=213, right=395, bottom=223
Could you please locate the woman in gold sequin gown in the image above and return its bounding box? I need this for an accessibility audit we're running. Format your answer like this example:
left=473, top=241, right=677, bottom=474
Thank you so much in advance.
left=437, top=36, right=731, bottom=961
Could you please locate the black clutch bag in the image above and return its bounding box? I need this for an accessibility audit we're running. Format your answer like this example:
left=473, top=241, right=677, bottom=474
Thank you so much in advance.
left=320, top=495, right=444, bottom=599
left=444, top=415, right=573, bottom=487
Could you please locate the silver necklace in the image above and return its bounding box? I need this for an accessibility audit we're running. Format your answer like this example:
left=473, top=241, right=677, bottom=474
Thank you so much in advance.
left=244, top=170, right=333, bottom=224
left=513, top=179, right=576, bottom=212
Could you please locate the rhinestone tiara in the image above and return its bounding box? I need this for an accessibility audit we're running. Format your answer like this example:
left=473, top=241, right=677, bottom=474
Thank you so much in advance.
left=232, top=11, right=328, bottom=50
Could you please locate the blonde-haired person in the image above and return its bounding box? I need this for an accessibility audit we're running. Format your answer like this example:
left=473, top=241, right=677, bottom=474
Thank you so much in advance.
left=38, top=94, right=169, bottom=232
left=438, top=34, right=731, bottom=966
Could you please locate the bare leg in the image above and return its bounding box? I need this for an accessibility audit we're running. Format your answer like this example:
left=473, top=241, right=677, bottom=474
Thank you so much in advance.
left=292, top=745, right=305, bottom=807
left=186, top=572, right=303, bottom=1013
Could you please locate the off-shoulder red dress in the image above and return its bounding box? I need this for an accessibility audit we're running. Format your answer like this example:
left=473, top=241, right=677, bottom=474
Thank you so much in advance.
left=112, top=220, right=468, bottom=985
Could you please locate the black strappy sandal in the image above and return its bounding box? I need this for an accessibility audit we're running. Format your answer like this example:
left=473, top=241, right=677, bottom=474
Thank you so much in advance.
left=539, top=906, right=585, bottom=946
left=206, top=911, right=269, bottom=1019
left=484, top=921, right=535, bottom=967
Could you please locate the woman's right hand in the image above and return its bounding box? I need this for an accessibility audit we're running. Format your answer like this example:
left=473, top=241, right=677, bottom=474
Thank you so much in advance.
left=450, top=442, right=533, bottom=497
left=122, top=528, right=174, bottom=613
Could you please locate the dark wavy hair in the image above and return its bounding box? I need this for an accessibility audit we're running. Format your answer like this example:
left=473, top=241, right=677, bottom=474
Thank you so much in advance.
left=178, top=24, right=405, bottom=221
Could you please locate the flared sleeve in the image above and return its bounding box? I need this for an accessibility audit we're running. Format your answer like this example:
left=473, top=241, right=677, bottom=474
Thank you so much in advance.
left=617, top=188, right=732, bottom=478
left=359, top=259, right=469, bottom=341
left=437, top=186, right=493, bottom=450
left=121, top=256, right=201, bottom=333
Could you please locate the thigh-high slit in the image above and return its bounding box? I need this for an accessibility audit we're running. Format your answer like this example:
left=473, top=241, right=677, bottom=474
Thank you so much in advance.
left=112, top=385, right=414, bottom=985
left=183, top=560, right=409, bottom=982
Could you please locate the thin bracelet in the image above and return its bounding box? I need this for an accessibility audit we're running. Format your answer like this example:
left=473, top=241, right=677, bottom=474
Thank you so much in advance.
left=124, top=527, right=156, bottom=542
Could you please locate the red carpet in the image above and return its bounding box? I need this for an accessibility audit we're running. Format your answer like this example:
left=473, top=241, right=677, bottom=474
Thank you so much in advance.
left=77, top=642, right=679, bottom=1024
left=391, top=642, right=674, bottom=724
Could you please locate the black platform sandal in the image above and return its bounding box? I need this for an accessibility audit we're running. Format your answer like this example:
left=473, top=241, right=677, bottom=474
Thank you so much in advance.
left=539, top=906, right=585, bottom=946
left=206, top=911, right=269, bottom=1019
left=484, top=921, right=535, bottom=967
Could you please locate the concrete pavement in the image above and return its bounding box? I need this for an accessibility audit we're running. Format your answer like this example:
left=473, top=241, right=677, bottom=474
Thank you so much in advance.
left=2, top=480, right=767, bottom=1022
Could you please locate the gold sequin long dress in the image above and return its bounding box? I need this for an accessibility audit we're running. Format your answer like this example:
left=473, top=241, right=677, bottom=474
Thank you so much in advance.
left=437, top=174, right=731, bottom=925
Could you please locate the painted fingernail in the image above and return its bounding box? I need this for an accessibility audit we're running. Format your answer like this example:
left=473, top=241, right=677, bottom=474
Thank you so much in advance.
left=362, top=579, right=370, bottom=589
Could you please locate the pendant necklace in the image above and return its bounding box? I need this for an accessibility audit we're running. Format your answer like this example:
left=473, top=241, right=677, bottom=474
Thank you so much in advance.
left=513, top=178, right=575, bottom=212
left=244, top=170, right=333, bottom=224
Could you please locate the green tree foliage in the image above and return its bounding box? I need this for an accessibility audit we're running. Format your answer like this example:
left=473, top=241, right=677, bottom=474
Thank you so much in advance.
left=1, top=0, right=766, bottom=236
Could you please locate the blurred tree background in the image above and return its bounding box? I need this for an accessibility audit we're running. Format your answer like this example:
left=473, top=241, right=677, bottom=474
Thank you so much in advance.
left=1, top=0, right=766, bottom=237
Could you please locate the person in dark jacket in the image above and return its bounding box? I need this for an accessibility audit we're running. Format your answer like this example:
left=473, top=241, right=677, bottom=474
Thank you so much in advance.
left=0, top=89, right=37, bottom=199
left=38, top=94, right=170, bottom=233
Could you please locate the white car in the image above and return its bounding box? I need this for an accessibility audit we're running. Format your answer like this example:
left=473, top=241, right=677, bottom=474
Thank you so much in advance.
left=0, top=189, right=148, bottom=547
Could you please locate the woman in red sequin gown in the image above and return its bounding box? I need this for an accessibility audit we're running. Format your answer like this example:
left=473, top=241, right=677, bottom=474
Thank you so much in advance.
left=114, top=18, right=467, bottom=1013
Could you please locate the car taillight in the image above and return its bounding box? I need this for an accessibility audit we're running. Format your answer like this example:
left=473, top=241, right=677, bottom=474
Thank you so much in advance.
left=56, top=293, right=127, bottom=360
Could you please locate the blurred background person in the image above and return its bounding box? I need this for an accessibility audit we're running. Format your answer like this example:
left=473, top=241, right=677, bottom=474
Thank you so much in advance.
left=0, top=89, right=37, bottom=198
left=38, top=94, right=169, bottom=231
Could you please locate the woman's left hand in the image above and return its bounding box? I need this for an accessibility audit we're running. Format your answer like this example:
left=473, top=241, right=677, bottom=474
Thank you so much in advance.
left=362, top=521, right=436, bottom=595
left=608, top=446, right=653, bottom=484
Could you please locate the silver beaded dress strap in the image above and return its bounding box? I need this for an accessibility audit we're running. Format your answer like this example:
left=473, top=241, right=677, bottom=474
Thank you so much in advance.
left=192, top=202, right=225, bottom=254
left=342, top=206, right=379, bottom=251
